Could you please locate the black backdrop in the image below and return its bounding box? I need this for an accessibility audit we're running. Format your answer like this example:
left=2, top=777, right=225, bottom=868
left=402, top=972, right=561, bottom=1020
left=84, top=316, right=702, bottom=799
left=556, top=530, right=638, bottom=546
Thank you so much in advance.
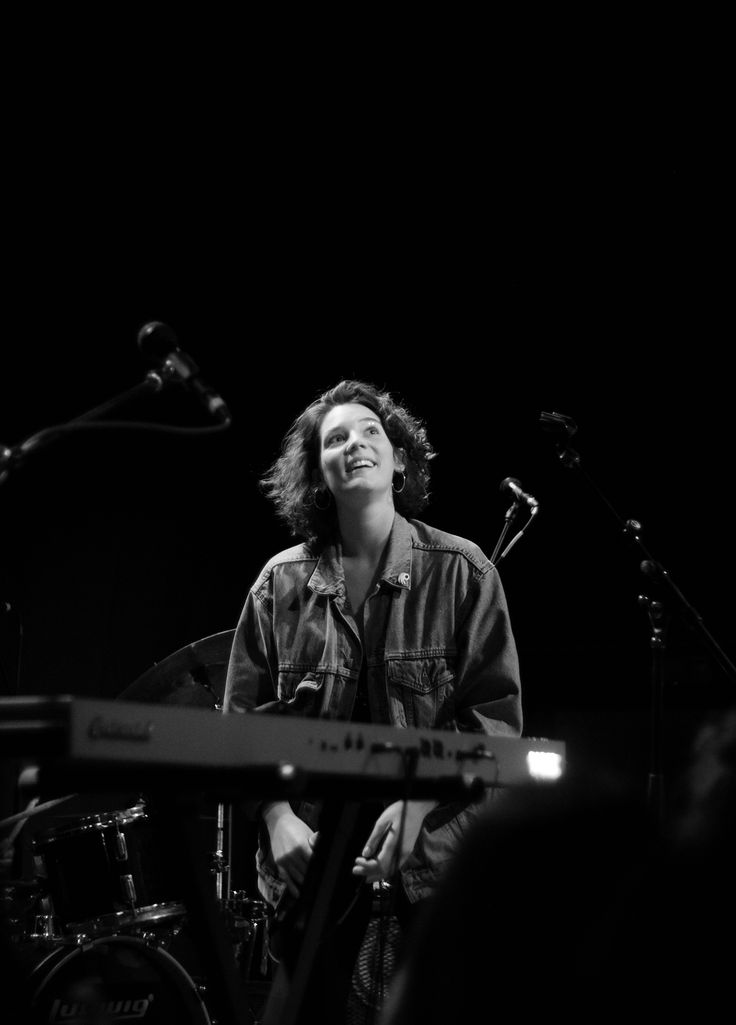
left=1, top=41, right=733, bottom=824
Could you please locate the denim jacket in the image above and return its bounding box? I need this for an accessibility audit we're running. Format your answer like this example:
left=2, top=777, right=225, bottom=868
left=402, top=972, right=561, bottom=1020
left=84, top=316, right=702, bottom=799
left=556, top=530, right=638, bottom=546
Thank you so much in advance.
left=223, top=512, right=522, bottom=903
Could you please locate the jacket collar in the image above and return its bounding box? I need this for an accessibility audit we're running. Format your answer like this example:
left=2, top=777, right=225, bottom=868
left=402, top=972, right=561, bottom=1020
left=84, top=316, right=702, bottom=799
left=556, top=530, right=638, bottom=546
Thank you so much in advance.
left=379, top=512, right=413, bottom=590
left=308, top=512, right=414, bottom=597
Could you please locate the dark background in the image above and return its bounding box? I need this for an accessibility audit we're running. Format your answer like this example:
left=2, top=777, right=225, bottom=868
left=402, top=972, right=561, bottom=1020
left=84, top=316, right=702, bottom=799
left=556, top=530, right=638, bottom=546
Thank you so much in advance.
left=1, top=32, right=733, bottom=832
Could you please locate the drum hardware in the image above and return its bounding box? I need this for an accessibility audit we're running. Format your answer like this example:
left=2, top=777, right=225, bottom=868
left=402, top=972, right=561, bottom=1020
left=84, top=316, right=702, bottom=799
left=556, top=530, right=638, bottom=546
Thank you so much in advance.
left=205, top=798, right=274, bottom=1011
left=113, top=821, right=129, bottom=861
left=32, top=802, right=186, bottom=937
left=1, top=877, right=47, bottom=944
left=211, top=800, right=232, bottom=902
left=221, top=889, right=272, bottom=980
left=24, top=911, right=62, bottom=943
left=137, top=922, right=184, bottom=949
left=209, top=796, right=275, bottom=995
left=120, top=872, right=136, bottom=905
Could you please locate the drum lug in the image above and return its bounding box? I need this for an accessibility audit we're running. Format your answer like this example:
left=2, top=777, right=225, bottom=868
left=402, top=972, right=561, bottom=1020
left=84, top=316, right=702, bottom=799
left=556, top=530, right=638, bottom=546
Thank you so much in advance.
left=121, top=873, right=138, bottom=907
left=114, top=829, right=129, bottom=861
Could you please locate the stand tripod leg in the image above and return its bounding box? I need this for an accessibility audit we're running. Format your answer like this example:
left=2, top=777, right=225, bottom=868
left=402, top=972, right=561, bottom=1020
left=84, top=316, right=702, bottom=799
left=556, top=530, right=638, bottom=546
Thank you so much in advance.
left=262, top=799, right=372, bottom=1025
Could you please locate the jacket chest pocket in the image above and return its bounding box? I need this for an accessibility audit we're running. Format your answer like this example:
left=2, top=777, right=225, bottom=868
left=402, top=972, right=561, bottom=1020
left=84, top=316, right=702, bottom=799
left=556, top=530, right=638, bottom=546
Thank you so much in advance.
left=386, top=656, right=456, bottom=729
left=277, top=666, right=355, bottom=717
left=276, top=668, right=325, bottom=714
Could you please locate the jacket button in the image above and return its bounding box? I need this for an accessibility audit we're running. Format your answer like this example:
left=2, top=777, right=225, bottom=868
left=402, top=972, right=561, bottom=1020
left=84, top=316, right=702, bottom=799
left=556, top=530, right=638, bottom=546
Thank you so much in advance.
left=398, top=572, right=410, bottom=586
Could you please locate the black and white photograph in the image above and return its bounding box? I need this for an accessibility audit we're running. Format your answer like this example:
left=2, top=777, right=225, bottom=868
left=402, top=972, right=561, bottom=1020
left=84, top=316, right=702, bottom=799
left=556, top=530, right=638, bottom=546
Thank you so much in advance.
left=2, top=26, right=733, bottom=1024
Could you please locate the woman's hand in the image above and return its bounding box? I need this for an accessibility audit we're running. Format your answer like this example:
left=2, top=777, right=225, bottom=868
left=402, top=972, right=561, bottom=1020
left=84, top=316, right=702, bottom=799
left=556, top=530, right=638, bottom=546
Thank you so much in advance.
left=262, top=801, right=319, bottom=899
left=352, top=799, right=438, bottom=883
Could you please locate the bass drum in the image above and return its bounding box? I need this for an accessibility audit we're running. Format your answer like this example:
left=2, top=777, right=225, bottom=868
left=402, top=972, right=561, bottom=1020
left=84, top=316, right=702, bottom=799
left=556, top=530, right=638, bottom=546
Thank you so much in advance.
left=21, top=934, right=211, bottom=1024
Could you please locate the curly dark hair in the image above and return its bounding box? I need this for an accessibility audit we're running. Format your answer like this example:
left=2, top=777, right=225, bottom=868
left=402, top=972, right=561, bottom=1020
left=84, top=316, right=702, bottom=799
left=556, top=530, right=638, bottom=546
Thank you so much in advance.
left=261, top=380, right=436, bottom=543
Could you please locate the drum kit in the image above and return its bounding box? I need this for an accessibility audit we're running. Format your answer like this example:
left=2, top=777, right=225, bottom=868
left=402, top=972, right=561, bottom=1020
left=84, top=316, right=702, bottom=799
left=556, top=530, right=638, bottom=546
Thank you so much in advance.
left=1, top=631, right=274, bottom=1024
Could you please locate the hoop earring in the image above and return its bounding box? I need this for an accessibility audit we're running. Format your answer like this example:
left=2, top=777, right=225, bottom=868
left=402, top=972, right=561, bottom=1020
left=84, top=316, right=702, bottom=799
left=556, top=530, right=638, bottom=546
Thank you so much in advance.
left=314, top=487, right=332, bottom=510
left=392, top=470, right=406, bottom=494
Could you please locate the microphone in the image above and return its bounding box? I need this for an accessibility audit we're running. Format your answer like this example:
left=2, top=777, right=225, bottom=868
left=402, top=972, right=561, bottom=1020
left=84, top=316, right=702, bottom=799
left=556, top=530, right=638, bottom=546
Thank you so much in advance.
left=137, top=321, right=231, bottom=425
left=500, top=477, right=539, bottom=509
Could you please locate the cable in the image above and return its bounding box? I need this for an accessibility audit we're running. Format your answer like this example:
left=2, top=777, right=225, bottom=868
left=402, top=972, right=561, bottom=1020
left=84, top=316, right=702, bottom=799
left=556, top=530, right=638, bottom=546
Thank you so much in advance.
left=20, top=417, right=230, bottom=450
left=1, top=418, right=231, bottom=485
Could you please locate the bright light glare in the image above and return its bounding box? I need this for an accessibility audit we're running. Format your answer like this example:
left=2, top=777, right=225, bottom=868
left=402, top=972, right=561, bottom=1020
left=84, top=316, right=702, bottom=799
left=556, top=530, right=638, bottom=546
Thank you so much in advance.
left=527, top=750, right=563, bottom=781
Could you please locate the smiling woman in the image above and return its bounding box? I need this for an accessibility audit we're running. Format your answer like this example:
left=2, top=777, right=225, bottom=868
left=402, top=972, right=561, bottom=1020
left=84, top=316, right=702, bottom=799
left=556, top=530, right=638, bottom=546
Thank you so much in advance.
left=221, top=379, right=522, bottom=1023
left=320, top=404, right=403, bottom=504
left=259, top=379, right=435, bottom=544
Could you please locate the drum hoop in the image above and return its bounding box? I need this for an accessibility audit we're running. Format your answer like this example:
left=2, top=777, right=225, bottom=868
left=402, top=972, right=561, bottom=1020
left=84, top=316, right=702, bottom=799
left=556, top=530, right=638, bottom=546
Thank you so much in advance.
left=34, top=815, right=112, bottom=843
left=112, top=805, right=148, bottom=827
left=34, top=805, right=148, bottom=843
left=66, top=901, right=186, bottom=936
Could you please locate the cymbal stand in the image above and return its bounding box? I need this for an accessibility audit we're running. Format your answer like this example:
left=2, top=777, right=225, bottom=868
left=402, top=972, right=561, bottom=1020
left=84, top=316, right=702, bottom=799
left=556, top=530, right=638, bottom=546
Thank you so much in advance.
left=212, top=800, right=232, bottom=902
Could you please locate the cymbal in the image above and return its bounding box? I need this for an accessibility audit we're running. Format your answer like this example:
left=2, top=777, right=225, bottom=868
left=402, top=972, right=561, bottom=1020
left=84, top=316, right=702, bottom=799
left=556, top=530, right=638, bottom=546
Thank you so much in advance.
left=117, top=629, right=235, bottom=708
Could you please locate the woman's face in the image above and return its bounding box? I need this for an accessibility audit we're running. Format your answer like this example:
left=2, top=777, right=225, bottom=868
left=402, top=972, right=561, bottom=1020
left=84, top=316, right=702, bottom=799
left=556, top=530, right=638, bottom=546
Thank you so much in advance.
left=317, top=402, right=404, bottom=508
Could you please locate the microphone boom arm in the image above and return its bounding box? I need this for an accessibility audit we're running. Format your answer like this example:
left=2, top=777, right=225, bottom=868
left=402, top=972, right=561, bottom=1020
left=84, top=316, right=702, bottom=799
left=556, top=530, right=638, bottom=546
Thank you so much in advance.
left=1, top=328, right=232, bottom=487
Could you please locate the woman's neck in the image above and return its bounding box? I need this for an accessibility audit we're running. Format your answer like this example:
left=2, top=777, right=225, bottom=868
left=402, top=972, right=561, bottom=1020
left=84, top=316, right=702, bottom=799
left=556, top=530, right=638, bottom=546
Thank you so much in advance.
left=337, top=499, right=395, bottom=561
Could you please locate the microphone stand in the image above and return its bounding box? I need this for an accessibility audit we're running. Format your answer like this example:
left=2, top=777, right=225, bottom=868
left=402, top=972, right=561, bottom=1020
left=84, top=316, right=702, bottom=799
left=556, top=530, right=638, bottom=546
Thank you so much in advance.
left=637, top=594, right=668, bottom=828
left=490, top=502, right=539, bottom=567
left=540, top=411, right=736, bottom=825
left=0, top=364, right=231, bottom=487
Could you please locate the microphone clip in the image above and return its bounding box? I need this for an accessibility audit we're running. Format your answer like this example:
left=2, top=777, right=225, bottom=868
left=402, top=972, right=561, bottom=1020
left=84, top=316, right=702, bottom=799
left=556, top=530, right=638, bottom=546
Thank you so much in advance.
left=159, top=349, right=201, bottom=388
